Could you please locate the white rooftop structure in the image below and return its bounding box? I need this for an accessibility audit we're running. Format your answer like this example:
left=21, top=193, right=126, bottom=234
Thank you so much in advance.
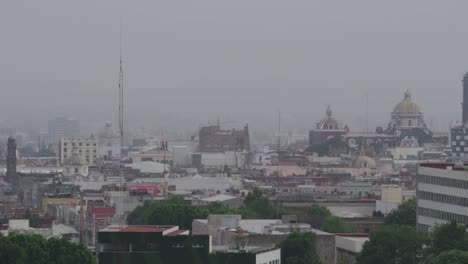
left=126, top=161, right=169, bottom=174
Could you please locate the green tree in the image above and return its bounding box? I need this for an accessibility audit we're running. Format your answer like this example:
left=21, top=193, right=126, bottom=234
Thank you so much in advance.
left=308, top=204, right=357, bottom=233
left=427, top=221, right=468, bottom=257
left=429, top=250, right=468, bottom=264
left=0, top=234, right=95, bottom=264
left=322, top=215, right=357, bottom=233
left=280, top=232, right=322, bottom=264
left=383, top=198, right=416, bottom=226
left=357, top=225, right=427, bottom=264
left=128, top=191, right=303, bottom=228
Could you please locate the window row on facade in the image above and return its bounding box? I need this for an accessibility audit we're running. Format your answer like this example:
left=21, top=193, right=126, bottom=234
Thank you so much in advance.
left=418, top=174, right=468, bottom=189
left=418, top=191, right=468, bottom=207
left=417, top=207, right=468, bottom=224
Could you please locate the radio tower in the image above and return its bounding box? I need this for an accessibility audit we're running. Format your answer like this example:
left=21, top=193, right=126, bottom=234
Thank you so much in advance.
left=117, top=20, right=125, bottom=225
left=119, top=21, right=124, bottom=161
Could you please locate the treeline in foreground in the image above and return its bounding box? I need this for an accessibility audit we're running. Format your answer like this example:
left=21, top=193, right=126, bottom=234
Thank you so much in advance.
left=359, top=198, right=468, bottom=264
left=127, top=188, right=357, bottom=233
left=0, top=234, right=96, bottom=264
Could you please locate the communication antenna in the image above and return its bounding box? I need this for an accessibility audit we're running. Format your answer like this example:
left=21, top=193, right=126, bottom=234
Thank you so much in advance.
left=117, top=19, right=125, bottom=225
left=119, top=19, right=124, bottom=159
left=366, top=90, right=369, bottom=134
left=277, top=110, right=281, bottom=165
left=161, top=129, right=168, bottom=196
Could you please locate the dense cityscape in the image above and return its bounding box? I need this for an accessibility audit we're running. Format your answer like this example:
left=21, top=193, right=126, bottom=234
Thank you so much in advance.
left=4, top=2, right=468, bottom=264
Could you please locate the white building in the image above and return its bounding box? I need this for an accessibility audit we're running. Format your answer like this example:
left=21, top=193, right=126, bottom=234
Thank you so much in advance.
left=62, top=148, right=89, bottom=178
left=417, top=163, right=468, bottom=231
left=59, top=138, right=98, bottom=166
left=98, top=122, right=121, bottom=160
left=376, top=185, right=402, bottom=215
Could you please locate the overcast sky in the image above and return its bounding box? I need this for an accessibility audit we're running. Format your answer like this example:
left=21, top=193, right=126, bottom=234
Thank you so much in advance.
left=1, top=1, right=467, bottom=133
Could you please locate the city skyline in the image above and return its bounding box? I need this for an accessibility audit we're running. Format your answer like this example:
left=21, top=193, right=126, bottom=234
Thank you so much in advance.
left=1, top=1, right=467, bottom=133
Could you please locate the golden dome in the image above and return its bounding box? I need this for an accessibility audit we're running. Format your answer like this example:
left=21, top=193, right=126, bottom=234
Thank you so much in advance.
left=393, top=90, right=421, bottom=114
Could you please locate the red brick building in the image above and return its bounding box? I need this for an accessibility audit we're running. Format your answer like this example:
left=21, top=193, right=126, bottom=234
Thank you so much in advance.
left=198, top=124, right=250, bottom=152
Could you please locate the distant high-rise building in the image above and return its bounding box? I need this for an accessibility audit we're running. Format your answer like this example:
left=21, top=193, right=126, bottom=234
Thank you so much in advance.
left=463, top=73, right=468, bottom=124
left=48, top=117, right=79, bottom=144
left=450, top=73, right=468, bottom=159
left=6, top=137, right=17, bottom=185
left=198, top=124, right=250, bottom=152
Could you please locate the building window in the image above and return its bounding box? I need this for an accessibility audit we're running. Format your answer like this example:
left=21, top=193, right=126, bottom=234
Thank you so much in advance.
left=408, top=120, right=412, bottom=126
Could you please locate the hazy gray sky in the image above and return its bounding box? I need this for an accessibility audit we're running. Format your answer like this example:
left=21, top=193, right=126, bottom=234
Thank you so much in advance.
left=1, top=1, right=467, bottom=133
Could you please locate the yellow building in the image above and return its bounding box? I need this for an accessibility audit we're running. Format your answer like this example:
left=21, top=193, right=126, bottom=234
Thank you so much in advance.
left=59, top=138, right=98, bottom=166
left=381, top=185, right=403, bottom=203
left=42, top=197, right=79, bottom=214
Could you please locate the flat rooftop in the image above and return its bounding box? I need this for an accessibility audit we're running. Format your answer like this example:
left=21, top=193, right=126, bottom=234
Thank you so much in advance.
left=100, top=225, right=176, bottom=233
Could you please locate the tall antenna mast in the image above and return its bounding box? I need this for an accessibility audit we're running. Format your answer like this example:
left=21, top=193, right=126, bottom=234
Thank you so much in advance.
left=119, top=19, right=124, bottom=158
left=366, top=91, right=369, bottom=134
left=117, top=19, right=125, bottom=225
left=277, top=110, right=281, bottom=164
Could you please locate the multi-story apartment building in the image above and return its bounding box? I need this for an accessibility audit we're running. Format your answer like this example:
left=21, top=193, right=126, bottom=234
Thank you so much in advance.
left=417, top=163, right=468, bottom=231
left=59, top=138, right=98, bottom=166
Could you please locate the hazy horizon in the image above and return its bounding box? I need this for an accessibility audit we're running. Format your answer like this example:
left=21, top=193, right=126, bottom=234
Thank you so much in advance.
left=1, top=1, right=467, bottom=134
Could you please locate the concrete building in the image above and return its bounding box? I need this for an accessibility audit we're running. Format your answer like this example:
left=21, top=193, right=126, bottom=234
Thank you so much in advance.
left=376, top=185, right=402, bottom=215
left=48, top=117, right=79, bottom=144
left=62, top=148, right=89, bottom=178
left=194, top=194, right=244, bottom=209
left=98, top=224, right=280, bottom=264
left=340, top=182, right=372, bottom=197
left=192, top=214, right=334, bottom=263
left=417, top=163, right=468, bottom=231
left=59, top=138, right=98, bottom=166
left=6, top=137, right=17, bottom=186
left=335, top=234, right=369, bottom=264
left=198, top=124, right=250, bottom=152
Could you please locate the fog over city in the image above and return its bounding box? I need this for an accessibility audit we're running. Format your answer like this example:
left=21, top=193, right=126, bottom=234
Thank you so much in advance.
left=1, top=1, right=467, bottom=133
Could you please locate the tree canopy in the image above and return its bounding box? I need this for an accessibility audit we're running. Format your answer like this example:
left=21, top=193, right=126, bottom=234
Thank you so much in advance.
left=0, top=233, right=95, bottom=264
left=308, top=204, right=357, bottom=233
left=383, top=198, right=416, bottom=226
left=428, top=250, right=468, bottom=264
left=358, top=218, right=468, bottom=264
left=357, top=225, right=427, bottom=264
left=127, top=189, right=302, bottom=228
left=280, top=232, right=322, bottom=264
